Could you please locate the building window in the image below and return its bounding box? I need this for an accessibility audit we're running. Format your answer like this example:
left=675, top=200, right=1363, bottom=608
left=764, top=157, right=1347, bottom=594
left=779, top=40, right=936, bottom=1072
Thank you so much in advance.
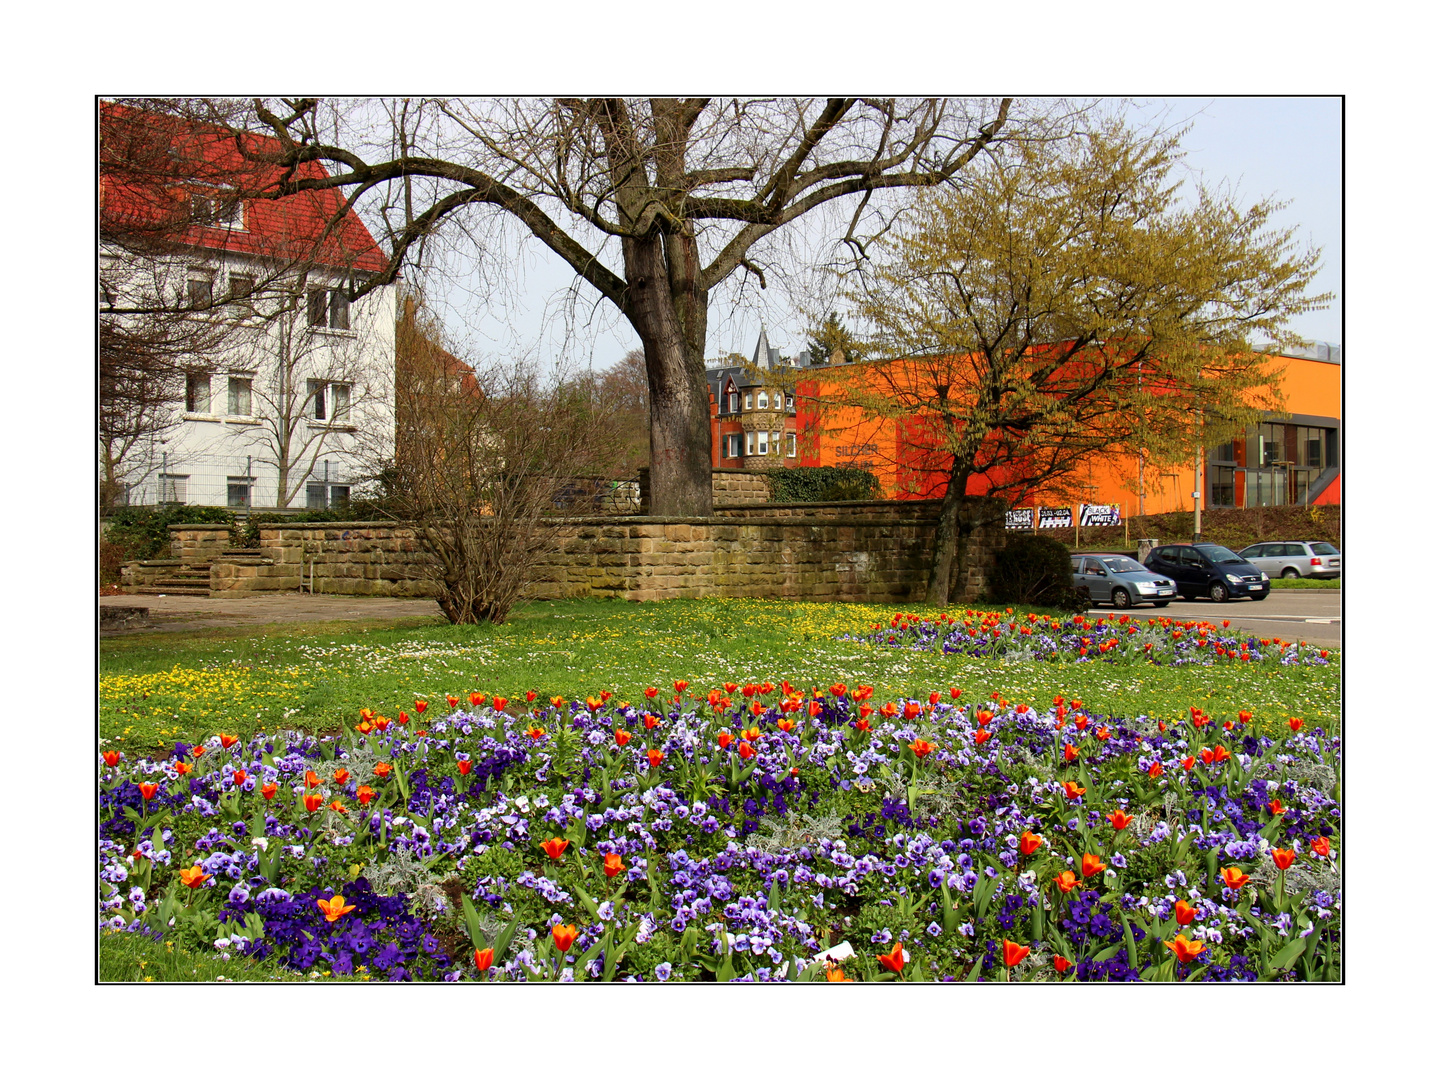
left=308, top=287, right=351, bottom=329
left=192, top=189, right=243, bottom=229
left=307, top=483, right=328, bottom=510
left=330, top=289, right=351, bottom=331
left=307, top=381, right=351, bottom=423
left=308, top=289, right=328, bottom=327
left=228, top=273, right=255, bottom=302
left=330, top=382, right=350, bottom=423
left=723, top=433, right=742, bottom=458
left=728, top=391, right=738, bottom=413
left=744, top=392, right=753, bottom=410
left=187, top=277, right=213, bottom=309
left=329, top=485, right=351, bottom=510
left=185, top=372, right=211, bottom=413
left=785, top=393, right=795, bottom=412
left=757, top=430, right=768, bottom=455
left=227, top=377, right=252, bottom=416
left=308, top=379, right=327, bottom=420
left=786, top=432, right=797, bottom=458
left=160, top=474, right=188, bottom=504
left=746, top=431, right=756, bottom=456
left=1210, top=466, right=1235, bottom=507
left=226, top=476, right=253, bottom=508
left=757, top=390, right=769, bottom=409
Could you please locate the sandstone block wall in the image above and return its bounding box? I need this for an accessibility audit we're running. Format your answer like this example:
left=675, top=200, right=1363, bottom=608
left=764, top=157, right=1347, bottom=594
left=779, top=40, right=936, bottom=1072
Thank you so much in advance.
left=169, top=525, right=233, bottom=561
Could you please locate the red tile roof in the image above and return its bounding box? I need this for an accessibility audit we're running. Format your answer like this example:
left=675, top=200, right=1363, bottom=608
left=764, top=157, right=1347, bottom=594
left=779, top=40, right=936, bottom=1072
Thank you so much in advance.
left=100, top=101, right=387, bottom=274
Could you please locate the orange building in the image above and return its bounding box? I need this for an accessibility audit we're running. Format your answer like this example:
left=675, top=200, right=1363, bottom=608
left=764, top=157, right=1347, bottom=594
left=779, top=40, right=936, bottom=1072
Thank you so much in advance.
left=790, top=341, right=1341, bottom=515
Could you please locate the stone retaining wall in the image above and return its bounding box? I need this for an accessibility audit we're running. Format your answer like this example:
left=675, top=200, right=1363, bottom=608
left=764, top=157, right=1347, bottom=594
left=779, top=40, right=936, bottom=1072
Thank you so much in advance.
left=185, top=497, right=1005, bottom=603
left=170, top=524, right=233, bottom=561
left=636, top=467, right=773, bottom=508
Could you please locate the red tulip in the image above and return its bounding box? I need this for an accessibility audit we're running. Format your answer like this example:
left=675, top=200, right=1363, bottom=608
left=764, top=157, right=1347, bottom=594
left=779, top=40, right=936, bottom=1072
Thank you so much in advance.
left=415, top=700, right=428, bottom=713
left=603, top=853, right=625, bottom=878
left=1268, top=799, right=1284, bottom=816
left=317, top=895, right=357, bottom=922
left=950, top=687, right=962, bottom=700
left=1019, top=831, right=1042, bottom=856
left=1063, top=781, right=1086, bottom=800
left=552, top=924, right=579, bottom=953
left=173, top=761, right=191, bottom=777
left=1081, top=853, right=1107, bottom=878
left=190, top=745, right=206, bottom=758
left=807, top=700, right=822, bottom=718
left=541, top=837, right=568, bottom=860
left=877, top=941, right=905, bottom=974
left=1237, top=710, right=1251, bottom=724
left=220, top=734, right=239, bottom=749
left=458, top=760, right=473, bottom=776
left=975, top=709, right=993, bottom=727
left=1271, top=848, right=1296, bottom=870
left=102, top=751, right=120, bottom=767
left=374, top=716, right=390, bottom=731
left=1288, top=716, right=1303, bottom=732
left=725, top=683, right=740, bottom=694
left=643, top=714, right=660, bottom=730
left=974, top=729, right=992, bottom=746
left=1211, top=745, right=1230, bottom=763
left=138, top=782, right=159, bottom=800
left=910, top=738, right=936, bottom=758
left=673, top=680, right=689, bottom=693
left=469, top=692, right=485, bottom=707
left=1064, top=744, right=1078, bottom=762
left=647, top=748, right=665, bottom=768
left=615, top=729, right=632, bottom=747
left=333, top=768, right=350, bottom=785
left=1003, top=940, right=1030, bottom=967
left=1106, top=809, right=1134, bottom=831
left=737, top=742, right=755, bottom=761
left=1174, top=899, right=1197, bottom=926
left=304, top=770, right=321, bottom=788
left=903, top=701, right=921, bottom=720
left=644, top=687, right=659, bottom=699
left=526, top=690, right=538, bottom=703
left=779, top=717, right=797, bottom=733
left=1163, top=935, right=1206, bottom=964
left=1181, top=756, right=1196, bottom=772
left=830, top=683, right=848, bottom=697
left=446, top=695, right=460, bottom=708
left=1311, top=836, right=1331, bottom=858
left=231, top=769, right=247, bottom=787
left=261, top=782, right=278, bottom=800
left=1148, top=761, right=1163, bottom=779
left=525, top=726, right=545, bottom=741
left=474, top=947, right=493, bottom=972
left=1053, top=955, right=1071, bottom=974
left=303, top=793, right=323, bottom=813
left=1221, top=866, right=1250, bottom=890
left=492, top=697, right=508, bottom=712
left=853, top=717, right=872, bottom=733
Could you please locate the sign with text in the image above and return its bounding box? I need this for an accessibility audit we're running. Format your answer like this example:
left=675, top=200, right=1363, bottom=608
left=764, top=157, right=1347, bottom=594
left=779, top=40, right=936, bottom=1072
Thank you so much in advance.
left=1038, top=506, right=1073, bottom=529
left=1079, top=504, right=1122, bottom=527
left=1005, top=508, right=1035, bottom=530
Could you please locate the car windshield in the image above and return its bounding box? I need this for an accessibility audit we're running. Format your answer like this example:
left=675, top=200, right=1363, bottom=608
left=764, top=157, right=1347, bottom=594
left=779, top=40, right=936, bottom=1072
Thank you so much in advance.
left=1099, top=556, right=1145, bottom=573
left=1311, top=543, right=1339, bottom=555
left=1195, top=544, right=1246, bottom=565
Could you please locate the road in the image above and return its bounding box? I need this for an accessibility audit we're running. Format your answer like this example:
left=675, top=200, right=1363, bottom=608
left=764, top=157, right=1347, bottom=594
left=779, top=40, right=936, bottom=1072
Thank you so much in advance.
left=1088, top=588, right=1342, bottom=646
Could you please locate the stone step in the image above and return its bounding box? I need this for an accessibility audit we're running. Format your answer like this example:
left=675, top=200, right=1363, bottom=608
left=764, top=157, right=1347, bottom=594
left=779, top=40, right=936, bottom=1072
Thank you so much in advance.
left=127, top=585, right=211, bottom=596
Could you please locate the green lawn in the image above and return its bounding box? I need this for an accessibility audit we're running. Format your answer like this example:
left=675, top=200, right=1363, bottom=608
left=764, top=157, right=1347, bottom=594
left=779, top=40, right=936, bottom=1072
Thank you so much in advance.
left=100, top=596, right=1339, bottom=749
left=1265, top=577, right=1342, bottom=589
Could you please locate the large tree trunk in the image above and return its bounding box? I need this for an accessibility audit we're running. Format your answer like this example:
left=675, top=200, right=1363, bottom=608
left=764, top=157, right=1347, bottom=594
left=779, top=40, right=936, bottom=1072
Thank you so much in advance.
left=622, top=229, right=712, bottom=517
left=925, top=461, right=974, bottom=607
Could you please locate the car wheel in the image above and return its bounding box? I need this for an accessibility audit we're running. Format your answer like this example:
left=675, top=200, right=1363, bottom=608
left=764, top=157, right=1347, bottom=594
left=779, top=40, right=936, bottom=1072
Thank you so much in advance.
left=1112, top=588, right=1132, bottom=610
left=1281, top=567, right=1300, bottom=579
left=1209, top=581, right=1229, bottom=603
left=1152, top=601, right=1170, bottom=608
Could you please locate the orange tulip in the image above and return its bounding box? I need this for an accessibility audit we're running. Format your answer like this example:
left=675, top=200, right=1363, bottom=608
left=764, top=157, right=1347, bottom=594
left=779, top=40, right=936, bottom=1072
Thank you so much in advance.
left=1221, top=866, right=1250, bottom=890
left=824, top=962, right=852, bottom=982
left=1288, top=716, right=1303, bottom=732
left=1268, top=799, right=1284, bottom=816
left=552, top=924, right=580, bottom=953
left=373, top=762, right=392, bottom=778
left=1095, top=727, right=1111, bottom=742
left=881, top=702, right=898, bottom=718
left=903, top=701, right=921, bottom=720
left=360, top=708, right=377, bottom=722
left=414, top=700, right=428, bottom=713
left=303, top=793, right=323, bottom=813
left=1054, top=870, right=1080, bottom=893
left=1019, top=831, right=1042, bottom=856
left=854, top=715, right=872, bottom=732
left=1181, top=756, right=1196, bottom=771
left=1237, top=710, right=1252, bottom=724
left=1063, top=744, right=1078, bottom=762
left=1081, top=853, right=1107, bottom=878
left=673, top=680, right=689, bottom=693
left=1063, top=781, right=1086, bottom=800
left=447, top=694, right=460, bottom=708
left=1003, top=940, right=1030, bottom=967
left=1211, top=745, right=1230, bottom=763
left=1174, top=899, right=1197, bottom=926
left=304, top=770, right=321, bottom=788
left=261, top=782, right=278, bottom=800
left=1163, top=935, right=1206, bottom=964
left=1148, top=761, right=1163, bottom=779
left=317, top=895, right=357, bottom=923
left=973, top=729, right=992, bottom=746
left=647, top=749, right=665, bottom=768
left=138, top=782, right=159, bottom=800
left=174, top=761, right=192, bottom=777
left=644, top=714, right=661, bottom=730
left=470, top=692, right=486, bottom=707
left=1270, top=848, right=1296, bottom=870
left=615, top=729, right=632, bottom=747
left=356, top=721, right=373, bottom=734
left=1106, top=809, right=1134, bottom=831
left=356, top=785, right=376, bottom=805
left=877, top=941, right=906, bottom=974
left=830, top=683, right=848, bottom=698
left=909, top=738, right=935, bottom=758
left=975, top=709, right=993, bottom=727
left=603, top=853, right=625, bottom=878
left=541, top=837, right=569, bottom=860
left=374, top=716, right=390, bottom=731
left=328, top=800, right=347, bottom=813
left=191, top=745, right=206, bottom=758
left=220, top=734, right=238, bottom=749
left=1311, top=836, right=1331, bottom=858
left=716, top=731, right=734, bottom=750
left=527, top=690, right=539, bottom=702
left=101, top=750, right=121, bottom=767
left=179, top=866, right=210, bottom=889
left=333, top=768, right=350, bottom=785
left=644, top=687, right=659, bottom=699
left=778, top=717, right=796, bottom=733
left=474, top=947, right=494, bottom=972
left=525, top=726, right=545, bottom=741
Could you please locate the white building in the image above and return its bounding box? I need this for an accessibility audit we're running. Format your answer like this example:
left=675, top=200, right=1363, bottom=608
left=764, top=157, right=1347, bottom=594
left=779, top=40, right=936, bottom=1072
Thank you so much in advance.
left=100, top=102, right=395, bottom=511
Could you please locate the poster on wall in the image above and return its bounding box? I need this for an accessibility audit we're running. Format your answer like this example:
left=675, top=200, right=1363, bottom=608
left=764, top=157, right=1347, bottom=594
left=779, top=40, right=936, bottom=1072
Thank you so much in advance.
left=1079, top=504, right=1122, bottom=527
left=1038, top=507, right=1073, bottom=529
left=1005, top=508, right=1035, bottom=530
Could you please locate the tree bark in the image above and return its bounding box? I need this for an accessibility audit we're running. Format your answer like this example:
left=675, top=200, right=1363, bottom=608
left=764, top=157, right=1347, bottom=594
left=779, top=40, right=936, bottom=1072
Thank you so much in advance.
left=925, top=460, right=973, bottom=607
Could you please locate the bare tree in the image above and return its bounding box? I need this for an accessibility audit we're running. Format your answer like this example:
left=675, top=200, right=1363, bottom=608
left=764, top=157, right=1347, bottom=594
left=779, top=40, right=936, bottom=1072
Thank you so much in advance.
left=385, top=292, right=625, bottom=624
left=212, top=97, right=1059, bottom=515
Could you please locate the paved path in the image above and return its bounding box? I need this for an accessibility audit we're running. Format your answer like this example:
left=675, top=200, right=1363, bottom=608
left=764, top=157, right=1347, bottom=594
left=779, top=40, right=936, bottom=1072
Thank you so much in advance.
left=99, top=593, right=446, bottom=635
left=1087, top=588, right=1342, bottom=646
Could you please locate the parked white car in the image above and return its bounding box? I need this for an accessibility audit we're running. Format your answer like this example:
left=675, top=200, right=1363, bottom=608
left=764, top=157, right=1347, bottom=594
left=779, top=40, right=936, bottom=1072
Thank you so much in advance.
left=1235, top=541, right=1341, bottom=580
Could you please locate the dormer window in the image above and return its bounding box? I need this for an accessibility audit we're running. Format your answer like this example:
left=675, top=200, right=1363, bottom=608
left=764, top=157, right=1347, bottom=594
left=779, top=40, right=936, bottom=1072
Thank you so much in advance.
left=191, top=188, right=244, bottom=229
left=744, top=392, right=753, bottom=410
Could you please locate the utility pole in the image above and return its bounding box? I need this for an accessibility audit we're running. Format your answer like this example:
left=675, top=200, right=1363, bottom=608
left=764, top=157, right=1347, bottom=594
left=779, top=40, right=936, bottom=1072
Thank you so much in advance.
left=1193, top=409, right=1203, bottom=542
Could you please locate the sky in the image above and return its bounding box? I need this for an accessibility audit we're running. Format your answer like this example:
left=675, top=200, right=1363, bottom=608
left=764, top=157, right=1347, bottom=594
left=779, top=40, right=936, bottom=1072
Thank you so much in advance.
left=428, top=96, right=1342, bottom=375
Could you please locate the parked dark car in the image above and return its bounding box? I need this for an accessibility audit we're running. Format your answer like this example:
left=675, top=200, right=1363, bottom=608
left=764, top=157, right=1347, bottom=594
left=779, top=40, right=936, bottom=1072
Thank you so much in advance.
left=1070, top=554, right=1177, bottom=609
left=1236, top=541, right=1342, bottom=579
left=1143, top=543, right=1269, bottom=602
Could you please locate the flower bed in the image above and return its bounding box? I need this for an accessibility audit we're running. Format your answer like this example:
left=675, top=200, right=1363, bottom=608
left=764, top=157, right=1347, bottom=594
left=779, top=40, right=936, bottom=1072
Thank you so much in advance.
left=98, top=681, right=1341, bottom=982
left=851, top=610, right=1333, bottom=667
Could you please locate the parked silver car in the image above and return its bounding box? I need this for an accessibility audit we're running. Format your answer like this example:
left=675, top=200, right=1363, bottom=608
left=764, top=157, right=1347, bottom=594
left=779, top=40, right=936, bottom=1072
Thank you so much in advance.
left=1070, top=553, right=1177, bottom=609
left=1235, top=541, right=1342, bottom=580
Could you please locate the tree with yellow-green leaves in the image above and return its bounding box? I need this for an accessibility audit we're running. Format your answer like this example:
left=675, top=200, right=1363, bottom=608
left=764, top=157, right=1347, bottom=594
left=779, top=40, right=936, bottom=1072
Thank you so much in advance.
left=808, top=119, right=1331, bottom=606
